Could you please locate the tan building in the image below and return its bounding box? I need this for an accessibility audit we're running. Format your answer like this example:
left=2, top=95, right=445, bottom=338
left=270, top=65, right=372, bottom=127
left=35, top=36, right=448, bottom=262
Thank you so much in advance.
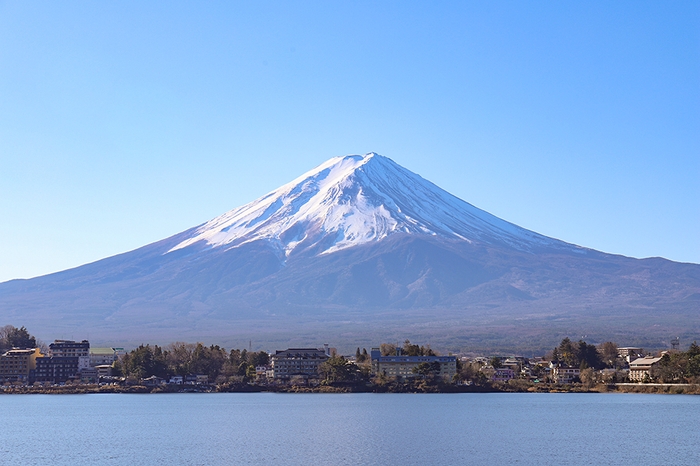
left=629, top=356, right=663, bottom=382
left=0, top=348, right=43, bottom=383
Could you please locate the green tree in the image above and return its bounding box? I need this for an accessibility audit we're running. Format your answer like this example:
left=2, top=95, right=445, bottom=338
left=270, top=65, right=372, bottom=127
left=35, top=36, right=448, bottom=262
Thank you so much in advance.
left=412, top=361, right=442, bottom=378
left=248, top=351, right=270, bottom=367
left=119, top=345, right=168, bottom=379
left=577, top=340, right=603, bottom=370
left=558, top=338, right=577, bottom=366
left=318, top=355, right=354, bottom=383
left=166, top=342, right=196, bottom=376
left=0, top=325, right=37, bottom=351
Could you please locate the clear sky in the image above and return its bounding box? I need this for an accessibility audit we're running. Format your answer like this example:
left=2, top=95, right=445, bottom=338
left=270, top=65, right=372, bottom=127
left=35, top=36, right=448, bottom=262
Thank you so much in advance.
left=1, top=1, right=698, bottom=283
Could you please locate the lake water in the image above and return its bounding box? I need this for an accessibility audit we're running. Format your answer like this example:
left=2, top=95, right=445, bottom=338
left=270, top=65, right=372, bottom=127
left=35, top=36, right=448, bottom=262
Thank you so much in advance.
left=1, top=393, right=698, bottom=465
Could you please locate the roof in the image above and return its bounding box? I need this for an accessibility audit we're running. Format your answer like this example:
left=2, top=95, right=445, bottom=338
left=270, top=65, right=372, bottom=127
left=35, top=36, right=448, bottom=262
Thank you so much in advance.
left=629, top=357, right=663, bottom=367
left=374, top=355, right=456, bottom=363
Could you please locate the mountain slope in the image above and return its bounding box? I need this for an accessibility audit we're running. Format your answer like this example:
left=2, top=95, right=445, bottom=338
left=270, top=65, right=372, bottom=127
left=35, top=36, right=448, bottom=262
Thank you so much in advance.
left=168, top=153, right=583, bottom=256
left=1, top=153, right=698, bottom=352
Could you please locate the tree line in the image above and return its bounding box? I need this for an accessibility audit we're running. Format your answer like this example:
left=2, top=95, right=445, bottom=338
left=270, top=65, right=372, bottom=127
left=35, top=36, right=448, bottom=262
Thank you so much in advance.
left=114, top=342, right=270, bottom=383
left=652, top=342, right=700, bottom=383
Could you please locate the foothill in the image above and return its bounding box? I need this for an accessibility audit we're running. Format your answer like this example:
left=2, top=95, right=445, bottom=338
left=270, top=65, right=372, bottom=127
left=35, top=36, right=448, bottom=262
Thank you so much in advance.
left=1, top=325, right=699, bottom=395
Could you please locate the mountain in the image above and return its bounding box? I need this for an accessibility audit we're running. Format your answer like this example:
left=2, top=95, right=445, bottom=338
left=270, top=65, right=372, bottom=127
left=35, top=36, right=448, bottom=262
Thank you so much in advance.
left=1, top=153, right=699, bottom=353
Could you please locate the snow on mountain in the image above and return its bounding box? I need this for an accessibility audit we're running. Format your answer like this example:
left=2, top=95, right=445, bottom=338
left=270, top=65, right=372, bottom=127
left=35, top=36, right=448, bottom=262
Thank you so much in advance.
left=169, top=153, right=580, bottom=257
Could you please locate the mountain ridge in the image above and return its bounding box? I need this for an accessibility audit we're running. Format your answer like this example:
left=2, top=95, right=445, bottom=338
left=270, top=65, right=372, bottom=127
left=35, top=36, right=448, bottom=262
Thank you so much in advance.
left=1, top=153, right=698, bottom=352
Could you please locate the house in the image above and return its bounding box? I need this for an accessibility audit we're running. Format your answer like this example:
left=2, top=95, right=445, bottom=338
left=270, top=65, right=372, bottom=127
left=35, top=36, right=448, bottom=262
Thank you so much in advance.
left=628, top=356, right=663, bottom=382
left=180, top=374, right=208, bottom=385
left=0, top=348, right=43, bottom=383
left=95, top=364, right=113, bottom=378
left=271, top=348, right=329, bottom=379
left=169, top=375, right=184, bottom=384
left=255, top=366, right=270, bottom=378
left=492, top=368, right=515, bottom=382
left=142, top=375, right=166, bottom=386
left=370, top=348, right=457, bottom=380
left=550, top=363, right=580, bottom=384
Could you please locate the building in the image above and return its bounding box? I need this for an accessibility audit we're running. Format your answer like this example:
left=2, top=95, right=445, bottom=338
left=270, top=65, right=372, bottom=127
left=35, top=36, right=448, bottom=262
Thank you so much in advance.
left=34, top=356, right=80, bottom=384
left=0, top=348, right=43, bottom=383
left=255, top=365, right=270, bottom=378
left=169, top=375, right=184, bottom=384
left=95, top=364, right=113, bottom=378
left=550, top=363, right=580, bottom=384
left=49, top=340, right=90, bottom=358
left=79, top=367, right=99, bottom=383
left=370, top=348, right=457, bottom=380
left=629, top=356, right=663, bottom=382
left=618, top=347, right=644, bottom=363
left=492, top=368, right=515, bottom=383
left=271, top=348, right=329, bottom=379
left=143, top=375, right=166, bottom=386
left=90, top=347, right=121, bottom=367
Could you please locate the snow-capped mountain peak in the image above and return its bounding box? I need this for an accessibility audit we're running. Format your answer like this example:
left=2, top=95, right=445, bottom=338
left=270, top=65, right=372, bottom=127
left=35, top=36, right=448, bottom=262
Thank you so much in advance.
left=168, top=153, right=573, bottom=257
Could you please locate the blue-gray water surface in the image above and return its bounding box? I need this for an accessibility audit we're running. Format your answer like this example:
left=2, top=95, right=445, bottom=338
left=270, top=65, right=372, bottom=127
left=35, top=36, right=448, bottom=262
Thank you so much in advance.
left=1, top=392, right=698, bottom=465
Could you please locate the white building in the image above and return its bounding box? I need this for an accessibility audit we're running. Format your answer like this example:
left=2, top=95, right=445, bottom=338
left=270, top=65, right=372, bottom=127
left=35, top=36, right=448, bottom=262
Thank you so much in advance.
left=629, top=356, right=663, bottom=382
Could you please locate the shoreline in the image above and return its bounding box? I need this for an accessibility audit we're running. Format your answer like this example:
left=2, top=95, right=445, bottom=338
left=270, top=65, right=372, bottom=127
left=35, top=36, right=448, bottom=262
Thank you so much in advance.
left=2, top=382, right=699, bottom=395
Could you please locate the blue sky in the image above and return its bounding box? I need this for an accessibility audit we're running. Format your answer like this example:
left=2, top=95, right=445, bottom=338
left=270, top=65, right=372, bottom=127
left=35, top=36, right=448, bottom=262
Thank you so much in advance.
left=1, top=1, right=698, bottom=282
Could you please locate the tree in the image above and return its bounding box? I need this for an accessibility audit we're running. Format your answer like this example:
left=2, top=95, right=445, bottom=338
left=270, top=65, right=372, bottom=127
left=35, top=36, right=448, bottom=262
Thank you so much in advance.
left=166, top=342, right=196, bottom=376
left=403, top=340, right=421, bottom=356
left=412, top=361, right=441, bottom=378
left=380, top=343, right=397, bottom=356
left=118, top=345, right=168, bottom=380
left=489, top=356, right=503, bottom=369
left=577, top=340, right=603, bottom=370
left=355, top=348, right=369, bottom=364
left=580, top=367, right=597, bottom=390
left=319, top=355, right=354, bottom=383
left=0, top=325, right=37, bottom=351
left=248, top=351, right=270, bottom=367
left=598, top=342, right=619, bottom=368
left=455, top=362, right=488, bottom=386
left=558, top=338, right=577, bottom=366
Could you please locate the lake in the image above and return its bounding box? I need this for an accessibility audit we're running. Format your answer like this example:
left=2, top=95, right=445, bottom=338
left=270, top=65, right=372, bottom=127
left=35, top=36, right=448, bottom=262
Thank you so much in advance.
left=1, top=393, right=698, bottom=465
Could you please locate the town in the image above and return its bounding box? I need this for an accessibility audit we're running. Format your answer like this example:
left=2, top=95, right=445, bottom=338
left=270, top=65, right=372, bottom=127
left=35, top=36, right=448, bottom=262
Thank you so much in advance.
left=1, top=325, right=699, bottom=394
